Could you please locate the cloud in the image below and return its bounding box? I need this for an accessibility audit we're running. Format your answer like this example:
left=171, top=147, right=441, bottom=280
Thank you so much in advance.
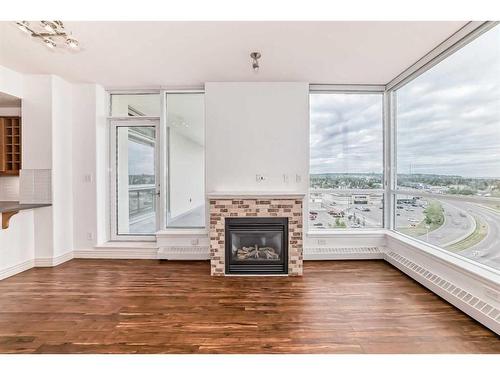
left=310, top=26, right=500, bottom=178
left=310, top=93, right=383, bottom=174
left=128, top=141, right=155, bottom=175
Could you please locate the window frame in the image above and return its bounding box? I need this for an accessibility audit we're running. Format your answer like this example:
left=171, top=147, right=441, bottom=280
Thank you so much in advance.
left=308, top=85, right=387, bottom=233
left=107, top=89, right=206, bottom=241
left=109, top=117, right=160, bottom=241
left=386, top=21, right=500, bottom=274
left=164, top=90, right=206, bottom=229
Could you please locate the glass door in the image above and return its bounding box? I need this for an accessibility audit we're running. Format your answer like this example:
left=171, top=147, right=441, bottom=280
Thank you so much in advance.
left=111, top=120, right=159, bottom=239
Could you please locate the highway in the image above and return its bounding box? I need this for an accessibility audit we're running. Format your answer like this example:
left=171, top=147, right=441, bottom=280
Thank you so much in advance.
left=453, top=201, right=500, bottom=270
left=422, top=200, right=475, bottom=247
left=310, top=190, right=500, bottom=270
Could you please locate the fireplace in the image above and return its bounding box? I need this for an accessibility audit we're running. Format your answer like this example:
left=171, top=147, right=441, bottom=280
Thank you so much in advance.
left=225, top=217, right=288, bottom=275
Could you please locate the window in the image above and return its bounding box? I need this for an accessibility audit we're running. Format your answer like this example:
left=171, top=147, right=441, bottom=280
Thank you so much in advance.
left=394, top=25, right=500, bottom=270
left=110, top=91, right=205, bottom=238
left=110, top=94, right=161, bottom=117
left=165, top=93, right=205, bottom=228
left=309, top=92, right=384, bottom=230
left=115, top=124, right=158, bottom=236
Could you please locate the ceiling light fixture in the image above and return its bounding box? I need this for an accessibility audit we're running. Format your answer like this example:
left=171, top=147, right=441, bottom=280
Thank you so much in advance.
left=250, top=52, right=261, bottom=72
left=65, top=37, right=79, bottom=49
left=16, top=21, right=31, bottom=34
left=44, top=38, right=56, bottom=49
left=14, top=21, right=80, bottom=51
left=41, top=20, right=57, bottom=33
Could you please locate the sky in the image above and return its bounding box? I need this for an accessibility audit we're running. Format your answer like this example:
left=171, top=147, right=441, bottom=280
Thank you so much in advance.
left=310, top=93, right=383, bottom=175
left=128, top=136, right=155, bottom=176
left=310, top=25, right=500, bottom=178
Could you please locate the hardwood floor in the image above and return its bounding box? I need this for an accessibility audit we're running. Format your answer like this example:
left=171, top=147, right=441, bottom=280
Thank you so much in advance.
left=0, top=259, right=498, bottom=354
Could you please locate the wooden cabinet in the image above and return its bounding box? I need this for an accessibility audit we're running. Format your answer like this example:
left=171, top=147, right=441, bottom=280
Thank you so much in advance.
left=0, top=117, right=21, bottom=175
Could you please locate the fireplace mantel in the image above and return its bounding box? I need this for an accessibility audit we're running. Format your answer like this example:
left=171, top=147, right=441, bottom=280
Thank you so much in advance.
left=207, top=192, right=305, bottom=199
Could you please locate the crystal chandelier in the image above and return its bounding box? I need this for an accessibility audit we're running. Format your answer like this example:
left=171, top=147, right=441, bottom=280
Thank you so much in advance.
left=15, top=21, right=79, bottom=50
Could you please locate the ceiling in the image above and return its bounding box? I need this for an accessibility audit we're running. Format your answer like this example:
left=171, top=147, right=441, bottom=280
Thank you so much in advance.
left=0, top=21, right=468, bottom=88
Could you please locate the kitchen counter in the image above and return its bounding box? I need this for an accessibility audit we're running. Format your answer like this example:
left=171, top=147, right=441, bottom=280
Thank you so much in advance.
left=0, top=201, right=51, bottom=229
left=0, top=201, right=52, bottom=213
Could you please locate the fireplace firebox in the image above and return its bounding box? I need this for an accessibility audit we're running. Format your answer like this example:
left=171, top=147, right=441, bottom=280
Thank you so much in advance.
left=225, top=217, right=288, bottom=275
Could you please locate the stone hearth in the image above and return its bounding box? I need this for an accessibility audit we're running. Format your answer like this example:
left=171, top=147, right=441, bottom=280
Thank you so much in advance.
left=208, top=193, right=304, bottom=276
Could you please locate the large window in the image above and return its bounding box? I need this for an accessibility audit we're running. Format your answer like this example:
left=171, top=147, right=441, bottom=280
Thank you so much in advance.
left=394, top=25, right=500, bottom=270
left=166, top=93, right=205, bottom=228
left=110, top=91, right=205, bottom=238
left=309, top=92, right=384, bottom=230
left=110, top=93, right=160, bottom=117
left=115, top=124, right=157, bottom=235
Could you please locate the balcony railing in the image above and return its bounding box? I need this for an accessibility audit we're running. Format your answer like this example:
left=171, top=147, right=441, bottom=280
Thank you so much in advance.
left=129, top=184, right=155, bottom=221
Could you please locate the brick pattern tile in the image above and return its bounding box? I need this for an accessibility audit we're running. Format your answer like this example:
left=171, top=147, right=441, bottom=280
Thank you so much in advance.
left=209, top=198, right=303, bottom=276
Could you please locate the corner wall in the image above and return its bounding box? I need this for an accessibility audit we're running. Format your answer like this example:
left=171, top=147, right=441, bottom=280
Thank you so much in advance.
left=72, top=84, right=107, bottom=250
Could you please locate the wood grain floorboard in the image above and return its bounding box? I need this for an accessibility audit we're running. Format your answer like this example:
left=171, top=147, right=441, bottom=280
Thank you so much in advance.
left=0, top=259, right=498, bottom=353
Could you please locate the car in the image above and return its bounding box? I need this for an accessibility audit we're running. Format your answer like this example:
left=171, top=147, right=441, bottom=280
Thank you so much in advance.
left=313, top=222, right=323, bottom=227
left=362, top=207, right=370, bottom=212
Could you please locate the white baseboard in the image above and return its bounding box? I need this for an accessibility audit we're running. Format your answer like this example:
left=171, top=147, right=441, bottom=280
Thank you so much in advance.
left=304, top=246, right=385, bottom=260
left=0, top=259, right=35, bottom=281
left=158, top=246, right=210, bottom=260
left=35, top=251, right=74, bottom=267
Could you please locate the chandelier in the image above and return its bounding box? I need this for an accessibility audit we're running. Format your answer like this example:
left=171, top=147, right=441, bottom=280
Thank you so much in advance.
left=15, top=21, right=79, bottom=50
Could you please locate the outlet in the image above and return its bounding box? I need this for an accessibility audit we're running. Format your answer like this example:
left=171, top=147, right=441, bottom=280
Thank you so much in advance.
left=86, top=232, right=94, bottom=241
left=283, top=174, right=289, bottom=184
left=84, top=174, right=93, bottom=183
left=256, top=174, right=266, bottom=182
left=191, top=238, right=199, bottom=246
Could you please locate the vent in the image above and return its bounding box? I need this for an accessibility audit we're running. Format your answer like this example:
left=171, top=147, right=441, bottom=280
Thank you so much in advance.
left=158, top=246, right=209, bottom=260
left=305, top=246, right=384, bottom=260
left=385, top=251, right=500, bottom=328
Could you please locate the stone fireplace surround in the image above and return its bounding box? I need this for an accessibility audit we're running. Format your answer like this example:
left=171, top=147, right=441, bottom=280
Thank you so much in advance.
left=208, top=193, right=304, bottom=276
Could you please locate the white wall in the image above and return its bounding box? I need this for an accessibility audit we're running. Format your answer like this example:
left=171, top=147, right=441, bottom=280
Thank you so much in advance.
left=51, top=76, right=74, bottom=258
left=22, top=75, right=52, bottom=169
left=205, top=82, right=309, bottom=193
left=72, top=84, right=107, bottom=250
left=0, top=65, right=23, bottom=98
left=0, top=107, right=21, bottom=116
left=169, top=129, right=204, bottom=218
left=0, top=210, right=34, bottom=279
left=94, top=87, right=108, bottom=244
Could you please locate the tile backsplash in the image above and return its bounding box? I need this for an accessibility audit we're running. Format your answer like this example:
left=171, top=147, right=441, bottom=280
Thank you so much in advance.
left=19, top=169, right=52, bottom=204
left=0, top=176, right=20, bottom=201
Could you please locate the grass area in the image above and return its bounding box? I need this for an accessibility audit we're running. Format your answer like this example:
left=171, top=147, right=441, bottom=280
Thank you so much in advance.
left=399, top=200, right=444, bottom=237
left=446, top=216, right=488, bottom=252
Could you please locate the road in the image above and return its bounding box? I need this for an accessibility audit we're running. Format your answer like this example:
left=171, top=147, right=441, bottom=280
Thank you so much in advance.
left=452, top=201, right=500, bottom=270
left=421, top=200, right=475, bottom=246
left=310, top=191, right=500, bottom=270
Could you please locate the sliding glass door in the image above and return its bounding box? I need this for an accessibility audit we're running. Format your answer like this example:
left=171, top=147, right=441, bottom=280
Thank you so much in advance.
left=111, top=120, right=159, bottom=239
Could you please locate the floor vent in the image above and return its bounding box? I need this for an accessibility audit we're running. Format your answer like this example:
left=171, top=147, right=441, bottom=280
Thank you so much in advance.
left=158, top=246, right=210, bottom=260
left=385, top=251, right=500, bottom=329
left=304, top=246, right=384, bottom=260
